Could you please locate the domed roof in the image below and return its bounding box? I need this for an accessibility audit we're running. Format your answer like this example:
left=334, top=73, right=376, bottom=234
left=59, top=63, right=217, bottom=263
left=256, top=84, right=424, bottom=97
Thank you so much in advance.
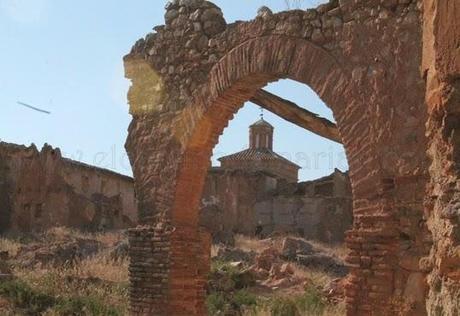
left=250, top=118, right=273, bottom=129
left=218, top=148, right=300, bottom=169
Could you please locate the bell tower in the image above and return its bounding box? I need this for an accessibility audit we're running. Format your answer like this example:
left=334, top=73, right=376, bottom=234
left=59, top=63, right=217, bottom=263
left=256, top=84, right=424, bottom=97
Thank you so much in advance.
left=249, top=111, right=274, bottom=150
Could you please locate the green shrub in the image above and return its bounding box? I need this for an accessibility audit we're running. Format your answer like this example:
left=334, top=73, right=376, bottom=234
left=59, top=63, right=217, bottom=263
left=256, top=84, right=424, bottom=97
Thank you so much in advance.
left=206, top=292, right=227, bottom=315
left=270, top=297, right=300, bottom=316
left=266, top=285, right=327, bottom=316
left=297, top=285, right=326, bottom=314
left=0, top=279, right=122, bottom=316
left=54, top=296, right=121, bottom=316
left=0, top=280, right=55, bottom=314
left=232, top=290, right=257, bottom=309
left=206, top=289, right=258, bottom=315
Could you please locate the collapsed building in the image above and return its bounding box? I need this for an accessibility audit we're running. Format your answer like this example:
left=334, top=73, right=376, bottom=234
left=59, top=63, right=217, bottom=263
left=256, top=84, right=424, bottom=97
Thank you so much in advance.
left=201, top=118, right=352, bottom=243
left=0, top=141, right=137, bottom=233
left=0, top=137, right=352, bottom=243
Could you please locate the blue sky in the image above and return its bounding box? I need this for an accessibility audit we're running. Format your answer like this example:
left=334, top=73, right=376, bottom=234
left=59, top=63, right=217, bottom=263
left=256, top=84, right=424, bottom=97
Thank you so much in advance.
left=0, top=0, right=347, bottom=181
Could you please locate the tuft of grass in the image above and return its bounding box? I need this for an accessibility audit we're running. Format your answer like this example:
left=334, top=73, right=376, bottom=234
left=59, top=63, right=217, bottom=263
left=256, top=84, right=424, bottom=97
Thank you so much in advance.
left=71, top=252, right=129, bottom=283
left=233, top=290, right=258, bottom=309
left=206, top=292, right=227, bottom=315
left=297, top=285, right=327, bottom=314
left=0, top=237, right=21, bottom=257
left=270, top=297, right=300, bottom=316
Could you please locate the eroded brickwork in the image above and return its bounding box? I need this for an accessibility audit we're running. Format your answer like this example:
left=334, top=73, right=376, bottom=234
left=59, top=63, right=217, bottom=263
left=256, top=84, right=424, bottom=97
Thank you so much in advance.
left=422, top=0, right=460, bottom=314
left=123, top=0, right=459, bottom=314
left=0, top=142, right=137, bottom=232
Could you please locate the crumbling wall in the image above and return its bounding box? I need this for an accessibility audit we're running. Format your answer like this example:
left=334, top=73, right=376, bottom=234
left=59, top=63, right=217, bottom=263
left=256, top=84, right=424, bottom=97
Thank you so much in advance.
left=200, top=168, right=352, bottom=243
left=423, top=0, right=460, bottom=314
left=255, top=170, right=352, bottom=242
left=0, top=142, right=137, bottom=232
left=124, top=0, right=431, bottom=314
left=200, top=168, right=276, bottom=241
left=61, top=159, right=137, bottom=225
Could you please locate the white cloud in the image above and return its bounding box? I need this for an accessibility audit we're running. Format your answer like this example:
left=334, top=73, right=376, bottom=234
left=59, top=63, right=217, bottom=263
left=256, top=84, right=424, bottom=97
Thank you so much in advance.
left=1, top=0, right=48, bottom=23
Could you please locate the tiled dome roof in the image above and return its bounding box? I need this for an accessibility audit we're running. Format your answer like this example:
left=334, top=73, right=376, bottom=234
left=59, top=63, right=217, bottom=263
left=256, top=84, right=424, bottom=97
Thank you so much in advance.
left=250, top=118, right=274, bottom=128
left=218, top=148, right=300, bottom=169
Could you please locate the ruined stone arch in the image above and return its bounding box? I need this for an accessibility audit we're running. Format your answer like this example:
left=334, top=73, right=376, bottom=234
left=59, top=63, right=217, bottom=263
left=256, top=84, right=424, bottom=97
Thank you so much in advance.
left=172, top=35, right=350, bottom=225
left=124, top=0, right=434, bottom=315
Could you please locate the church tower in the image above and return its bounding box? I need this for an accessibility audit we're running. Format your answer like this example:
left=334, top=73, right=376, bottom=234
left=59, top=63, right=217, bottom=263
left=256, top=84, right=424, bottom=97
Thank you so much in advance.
left=249, top=118, right=274, bottom=150
left=218, top=114, right=300, bottom=183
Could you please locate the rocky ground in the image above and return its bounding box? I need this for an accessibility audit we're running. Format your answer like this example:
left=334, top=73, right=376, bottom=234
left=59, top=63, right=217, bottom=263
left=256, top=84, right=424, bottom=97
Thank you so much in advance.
left=0, top=228, right=347, bottom=315
left=209, top=235, right=347, bottom=315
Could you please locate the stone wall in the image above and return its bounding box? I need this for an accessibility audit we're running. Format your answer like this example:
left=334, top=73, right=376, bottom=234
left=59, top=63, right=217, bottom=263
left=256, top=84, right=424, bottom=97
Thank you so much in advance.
left=124, top=0, right=433, bottom=314
left=219, top=157, right=299, bottom=184
left=423, top=0, right=460, bottom=314
left=255, top=169, right=352, bottom=242
left=200, top=168, right=352, bottom=243
left=0, top=142, right=137, bottom=232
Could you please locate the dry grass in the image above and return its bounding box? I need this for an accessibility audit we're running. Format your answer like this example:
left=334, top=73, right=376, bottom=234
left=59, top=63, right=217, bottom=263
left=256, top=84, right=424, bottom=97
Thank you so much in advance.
left=0, top=238, right=21, bottom=257
left=290, top=262, right=335, bottom=288
left=2, top=229, right=347, bottom=315
left=44, top=226, right=123, bottom=247
left=305, top=240, right=349, bottom=260
left=235, top=234, right=349, bottom=260
left=11, top=247, right=130, bottom=313
left=0, top=228, right=129, bottom=315
left=248, top=302, right=346, bottom=316
left=71, top=252, right=129, bottom=283
left=234, top=234, right=272, bottom=254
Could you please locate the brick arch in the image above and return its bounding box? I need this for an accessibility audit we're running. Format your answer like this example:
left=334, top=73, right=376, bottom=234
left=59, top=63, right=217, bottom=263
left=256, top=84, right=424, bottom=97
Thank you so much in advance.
left=125, top=1, right=431, bottom=315
left=172, top=35, right=351, bottom=224
left=169, top=33, right=402, bottom=316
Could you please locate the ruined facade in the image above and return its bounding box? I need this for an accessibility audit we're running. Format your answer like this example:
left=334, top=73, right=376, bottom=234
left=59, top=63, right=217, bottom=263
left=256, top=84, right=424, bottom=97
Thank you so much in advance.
left=123, top=0, right=459, bottom=314
left=0, top=139, right=351, bottom=244
left=202, top=117, right=351, bottom=243
left=201, top=168, right=352, bottom=243
left=0, top=142, right=137, bottom=232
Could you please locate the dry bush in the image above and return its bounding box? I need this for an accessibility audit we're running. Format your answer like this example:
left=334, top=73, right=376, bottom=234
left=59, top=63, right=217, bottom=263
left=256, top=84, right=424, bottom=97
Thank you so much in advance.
left=0, top=238, right=21, bottom=257
left=71, top=252, right=129, bottom=283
